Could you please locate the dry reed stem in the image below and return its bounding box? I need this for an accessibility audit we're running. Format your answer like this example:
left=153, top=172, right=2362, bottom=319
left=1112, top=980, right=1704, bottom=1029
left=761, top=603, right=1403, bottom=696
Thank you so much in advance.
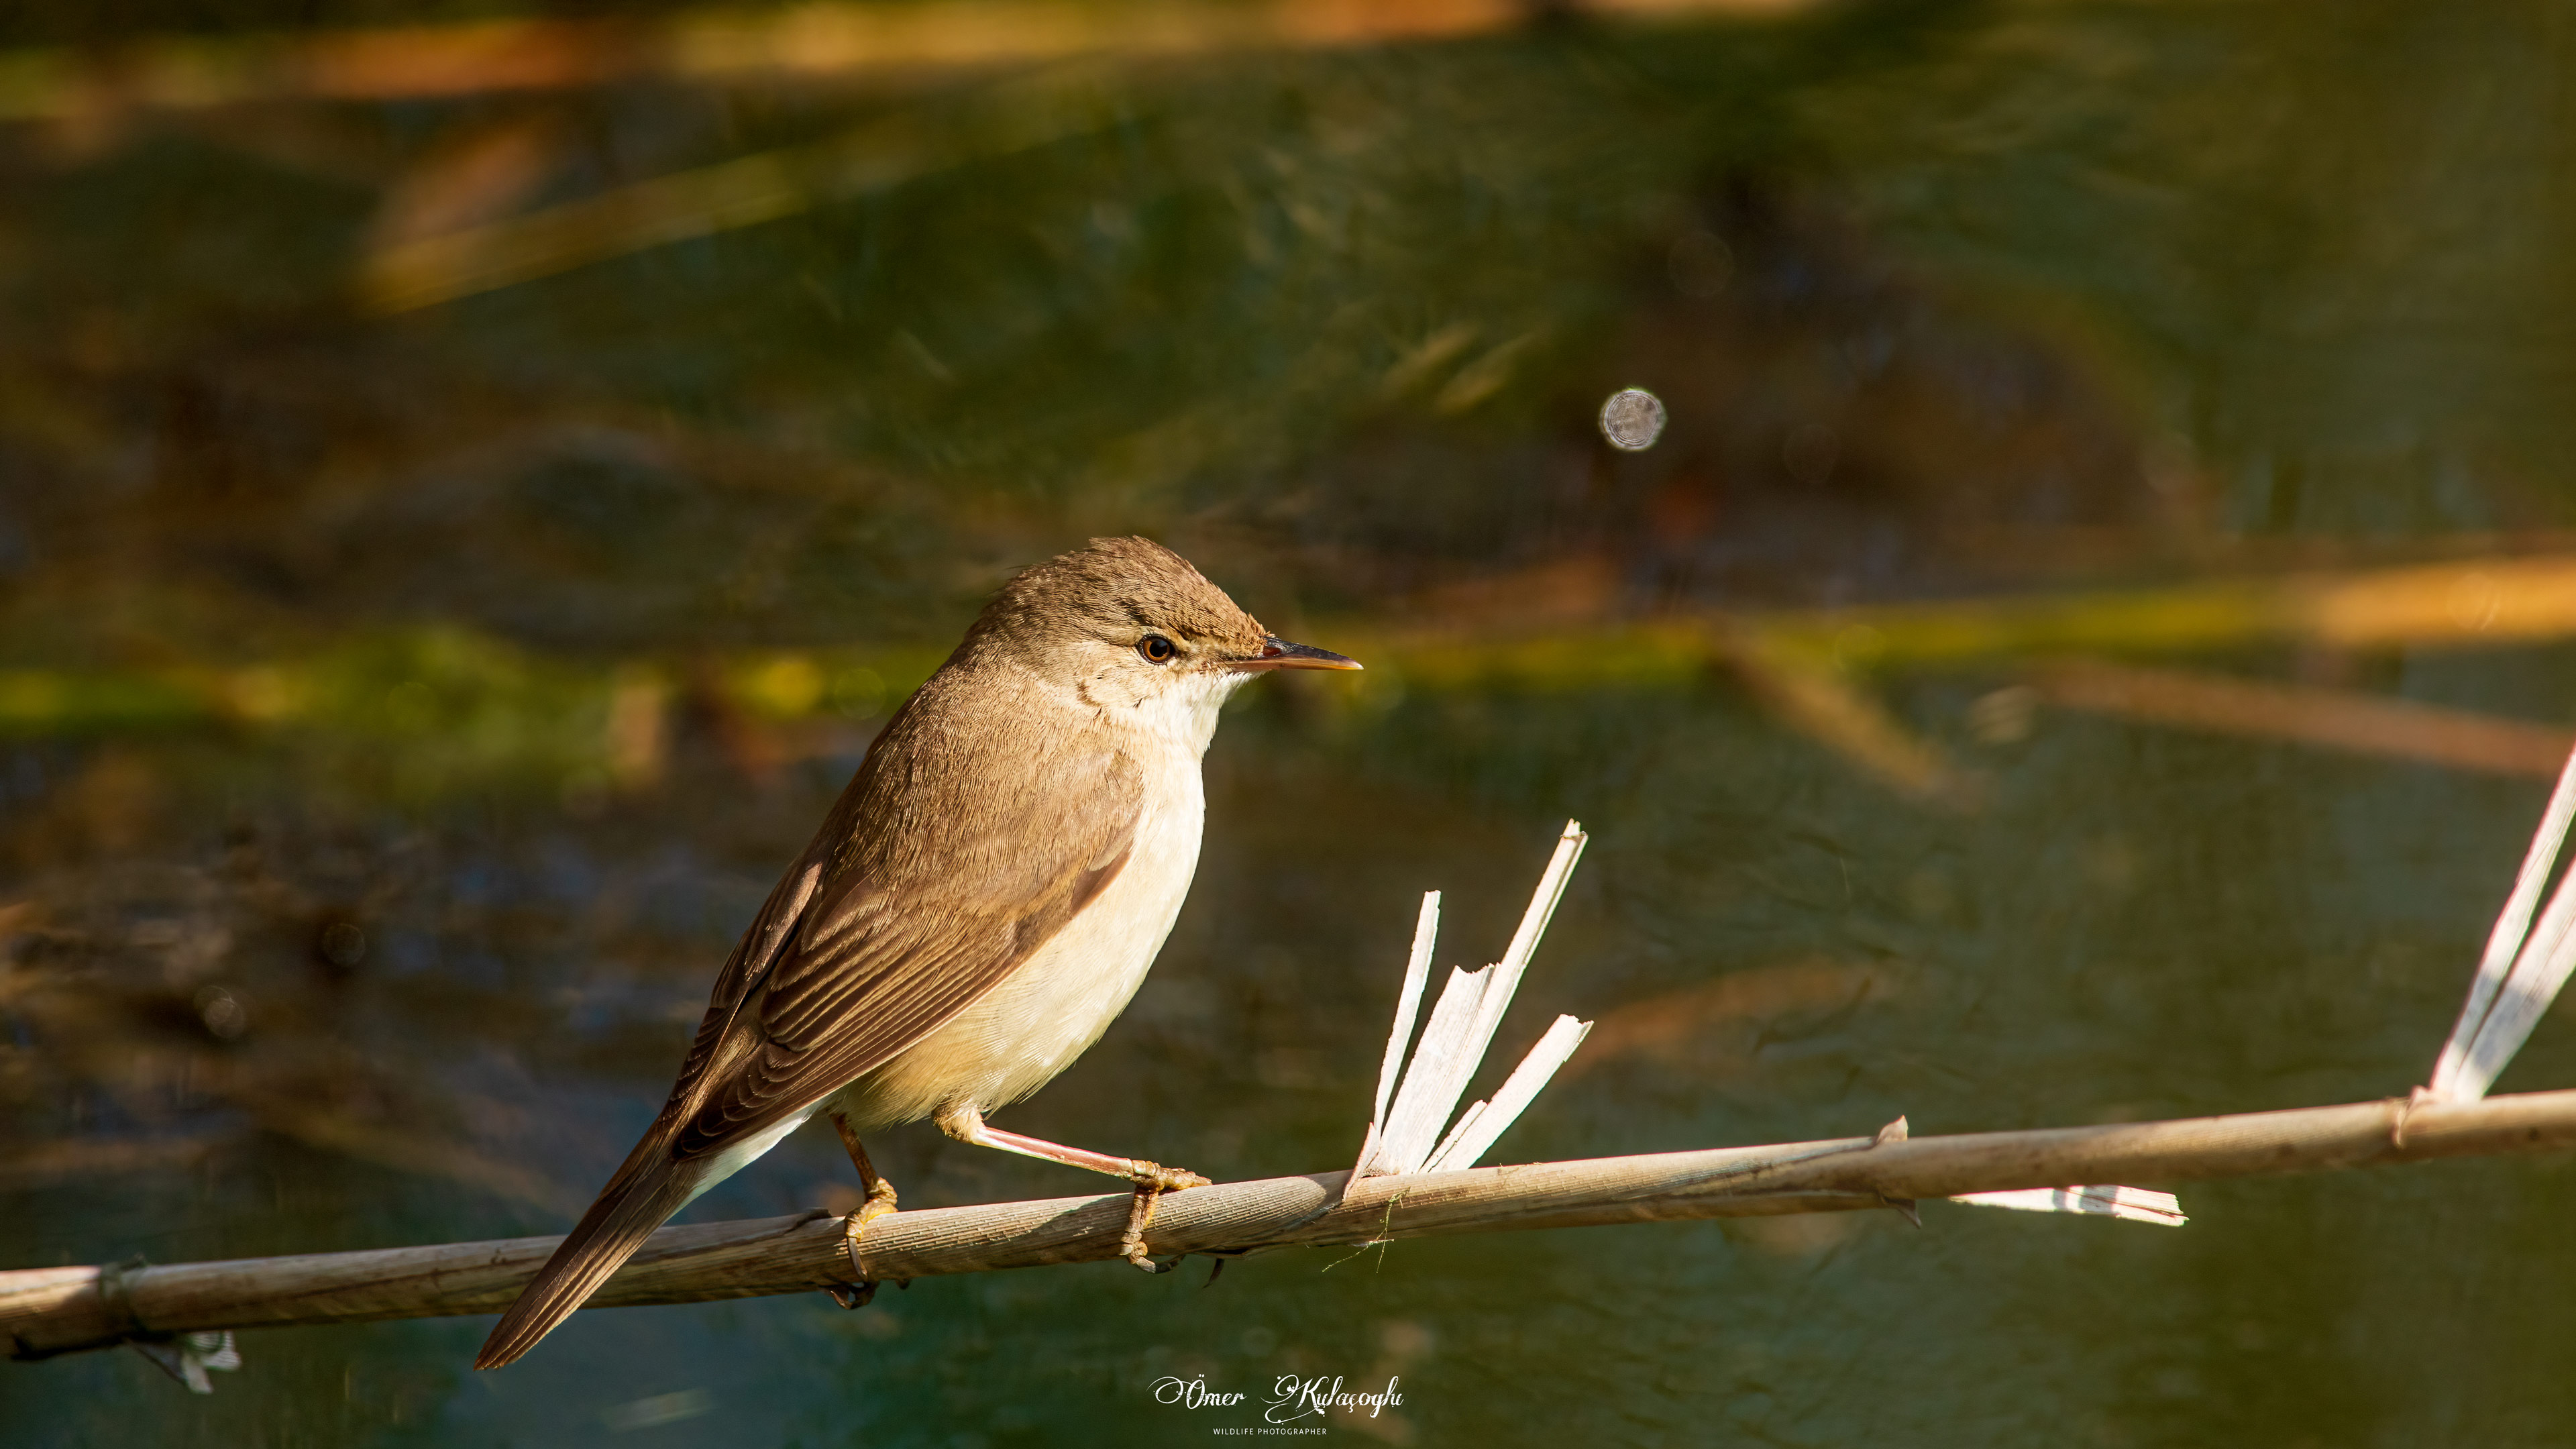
left=11, top=1086, right=2576, bottom=1362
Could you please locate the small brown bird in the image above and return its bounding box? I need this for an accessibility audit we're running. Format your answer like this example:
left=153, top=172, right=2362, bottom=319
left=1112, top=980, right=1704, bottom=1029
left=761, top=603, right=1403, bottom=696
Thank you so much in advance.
left=475, top=537, right=1358, bottom=1368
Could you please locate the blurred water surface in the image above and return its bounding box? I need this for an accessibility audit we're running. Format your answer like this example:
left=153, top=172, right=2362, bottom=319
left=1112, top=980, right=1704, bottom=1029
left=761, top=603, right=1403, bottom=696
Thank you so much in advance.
left=8, top=1, right=2576, bottom=1444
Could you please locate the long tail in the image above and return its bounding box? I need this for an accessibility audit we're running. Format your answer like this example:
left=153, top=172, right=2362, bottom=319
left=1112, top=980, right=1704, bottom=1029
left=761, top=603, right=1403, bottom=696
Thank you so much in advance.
left=474, top=1150, right=702, bottom=1369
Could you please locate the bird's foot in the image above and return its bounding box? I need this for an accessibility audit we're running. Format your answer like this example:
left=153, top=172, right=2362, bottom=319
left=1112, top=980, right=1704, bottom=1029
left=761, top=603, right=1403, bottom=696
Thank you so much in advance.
left=1125, top=1159, right=1211, bottom=1195
left=1120, top=1186, right=1170, bottom=1273
left=853, top=1175, right=901, bottom=1225
left=828, top=1175, right=900, bottom=1307
left=1116, top=1160, right=1208, bottom=1272
left=927, top=1108, right=1207, bottom=1271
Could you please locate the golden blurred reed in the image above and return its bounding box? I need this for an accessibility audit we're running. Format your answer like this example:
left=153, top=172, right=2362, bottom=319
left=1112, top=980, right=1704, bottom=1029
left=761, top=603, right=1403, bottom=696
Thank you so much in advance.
left=5, top=553, right=2573, bottom=803
left=0, top=0, right=1822, bottom=125
left=0, top=1, right=1823, bottom=311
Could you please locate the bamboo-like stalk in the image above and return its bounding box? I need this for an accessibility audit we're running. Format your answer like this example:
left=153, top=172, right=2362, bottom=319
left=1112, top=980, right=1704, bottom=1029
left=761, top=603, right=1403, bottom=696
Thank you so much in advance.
left=11, top=1086, right=2576, bottom=1363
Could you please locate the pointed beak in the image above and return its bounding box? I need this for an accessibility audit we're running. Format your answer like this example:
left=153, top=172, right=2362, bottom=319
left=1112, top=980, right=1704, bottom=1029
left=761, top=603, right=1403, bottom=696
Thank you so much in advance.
left=1234, top=635, right=1362, bottom=672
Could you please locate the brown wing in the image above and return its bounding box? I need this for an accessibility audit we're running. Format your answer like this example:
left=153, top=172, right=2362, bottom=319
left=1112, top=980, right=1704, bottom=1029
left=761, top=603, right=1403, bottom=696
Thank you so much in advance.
left=476, top=690, right=1142, bottom=1370
left=657, top=729, right=1143, bottom=1164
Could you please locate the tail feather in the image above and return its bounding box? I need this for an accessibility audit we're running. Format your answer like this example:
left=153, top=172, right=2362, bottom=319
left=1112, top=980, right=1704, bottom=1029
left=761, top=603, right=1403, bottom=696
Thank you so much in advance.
left=475, top=1159, right=701, bottom=1369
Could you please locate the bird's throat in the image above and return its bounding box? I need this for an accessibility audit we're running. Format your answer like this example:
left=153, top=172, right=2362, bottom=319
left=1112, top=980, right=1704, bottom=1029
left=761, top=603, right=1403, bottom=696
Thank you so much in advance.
left=1136, top=668, right=1255, bottom=757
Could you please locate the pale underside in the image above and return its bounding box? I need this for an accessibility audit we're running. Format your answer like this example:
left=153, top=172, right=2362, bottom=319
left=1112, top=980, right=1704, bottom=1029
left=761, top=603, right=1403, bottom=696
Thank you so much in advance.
left=681, top=665, right=1240, bottom=1203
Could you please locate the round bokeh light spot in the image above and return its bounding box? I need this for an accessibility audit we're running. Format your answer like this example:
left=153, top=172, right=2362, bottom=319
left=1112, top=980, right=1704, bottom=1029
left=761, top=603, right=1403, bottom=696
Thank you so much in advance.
left=1598, top=387, right=1666, bottom=451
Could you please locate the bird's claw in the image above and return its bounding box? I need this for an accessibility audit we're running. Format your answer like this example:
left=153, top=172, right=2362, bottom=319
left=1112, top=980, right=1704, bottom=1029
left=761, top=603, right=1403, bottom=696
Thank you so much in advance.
left=1117, top=1160, right=1208, bottom=1271
left=830, top=1181, right=900, bottom=1305
left=1125, top=1159, right=1210, bottom=1193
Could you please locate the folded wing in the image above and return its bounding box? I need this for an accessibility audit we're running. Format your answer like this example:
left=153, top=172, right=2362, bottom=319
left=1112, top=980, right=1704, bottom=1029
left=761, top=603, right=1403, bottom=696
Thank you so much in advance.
left=476, top=707, right=1142, bottom=1368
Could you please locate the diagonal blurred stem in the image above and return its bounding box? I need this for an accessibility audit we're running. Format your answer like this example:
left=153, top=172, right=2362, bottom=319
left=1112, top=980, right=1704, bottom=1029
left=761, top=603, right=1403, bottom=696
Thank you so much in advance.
left=360, top=64, right=1122, bottom=312
left=2027, top=659, right=2576, bottom=780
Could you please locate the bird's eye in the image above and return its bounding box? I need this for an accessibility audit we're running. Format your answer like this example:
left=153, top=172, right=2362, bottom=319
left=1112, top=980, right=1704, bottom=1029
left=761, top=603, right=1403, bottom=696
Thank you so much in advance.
left=1137, top=634, right=1177, bottom=664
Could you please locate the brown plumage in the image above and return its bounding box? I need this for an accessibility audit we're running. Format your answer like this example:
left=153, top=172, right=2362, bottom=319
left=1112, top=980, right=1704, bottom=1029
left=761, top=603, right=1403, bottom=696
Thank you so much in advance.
left=476, top=537, right=1357, bottom=1368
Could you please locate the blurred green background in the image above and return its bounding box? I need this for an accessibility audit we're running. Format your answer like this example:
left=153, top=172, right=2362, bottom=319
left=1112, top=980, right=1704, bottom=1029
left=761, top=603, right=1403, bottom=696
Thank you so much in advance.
left=9, top=0, right=2576, bottom=1444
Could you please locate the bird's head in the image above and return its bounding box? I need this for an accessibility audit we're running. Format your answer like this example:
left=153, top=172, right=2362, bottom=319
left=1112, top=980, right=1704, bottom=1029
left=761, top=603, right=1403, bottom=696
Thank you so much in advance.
left=969, top=537, right=1359, bottom=739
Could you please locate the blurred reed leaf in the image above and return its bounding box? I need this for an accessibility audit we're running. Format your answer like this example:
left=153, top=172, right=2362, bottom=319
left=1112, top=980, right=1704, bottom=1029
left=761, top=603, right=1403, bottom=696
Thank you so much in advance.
left=5, top=553, right=2575, bottom=799
left=0, top=0, right=1821, bottom=121
left=361, top=64, right=1132, bottom=312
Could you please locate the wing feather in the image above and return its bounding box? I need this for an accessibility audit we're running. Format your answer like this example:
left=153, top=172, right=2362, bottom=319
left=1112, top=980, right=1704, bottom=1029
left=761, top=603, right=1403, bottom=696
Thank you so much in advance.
left=664, top=731, right=1142, bottom=1162
left=479, top=665, right=1145, bottom=1368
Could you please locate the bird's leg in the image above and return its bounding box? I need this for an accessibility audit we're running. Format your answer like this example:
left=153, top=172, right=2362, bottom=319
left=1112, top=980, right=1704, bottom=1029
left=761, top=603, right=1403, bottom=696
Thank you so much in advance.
left=934, top=1104, right=1208, bottom=1273
left=824, top=1110, right=900, bottom=1309
left=932, top=1102, right=1208, bottom=1192
left=830, top=1112, right=902, bottom=1222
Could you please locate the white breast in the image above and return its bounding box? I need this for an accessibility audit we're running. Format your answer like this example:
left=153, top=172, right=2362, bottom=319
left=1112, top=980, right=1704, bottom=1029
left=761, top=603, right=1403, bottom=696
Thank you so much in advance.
left=835, top=672, right=1236, bottom=1132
